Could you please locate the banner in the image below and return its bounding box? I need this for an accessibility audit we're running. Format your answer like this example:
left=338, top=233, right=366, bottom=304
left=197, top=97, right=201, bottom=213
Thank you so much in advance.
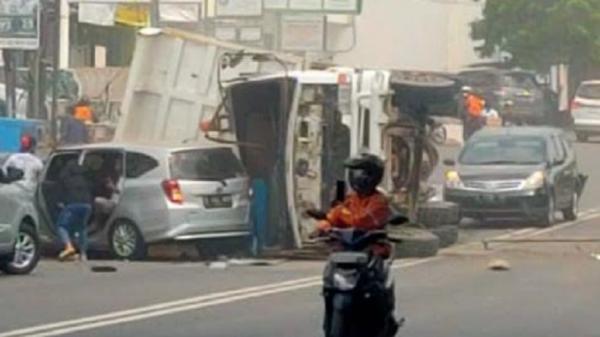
left=0, top=0, right=40, bottom=50
left=79, top=4, right=117, bottom=26
left=115, top=4, right=149, bottom=27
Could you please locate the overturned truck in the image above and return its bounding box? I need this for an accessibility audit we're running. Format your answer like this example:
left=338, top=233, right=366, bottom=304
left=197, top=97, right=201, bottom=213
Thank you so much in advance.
left=205, top=67, right=461, bottom=250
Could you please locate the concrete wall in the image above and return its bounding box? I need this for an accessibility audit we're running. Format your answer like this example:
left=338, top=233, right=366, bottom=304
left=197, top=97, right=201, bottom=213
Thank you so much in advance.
left=331, top=0, right=485, bottom=72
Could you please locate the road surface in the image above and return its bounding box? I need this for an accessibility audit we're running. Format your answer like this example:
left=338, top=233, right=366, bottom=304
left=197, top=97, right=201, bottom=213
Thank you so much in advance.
left=1, top=142, right=600, bottom=337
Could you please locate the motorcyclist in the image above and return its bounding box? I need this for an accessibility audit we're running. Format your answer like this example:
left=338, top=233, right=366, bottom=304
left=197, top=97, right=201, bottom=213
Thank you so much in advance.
left=309, top=153, right=401, bottom=335
left=310, top=153, right=391, bottom=254
left=462, top=86, right=485, bottom=140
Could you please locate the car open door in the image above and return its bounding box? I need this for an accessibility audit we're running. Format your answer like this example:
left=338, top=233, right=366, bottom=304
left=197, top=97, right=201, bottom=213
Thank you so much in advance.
left=36, top=151, right=82, bottom=243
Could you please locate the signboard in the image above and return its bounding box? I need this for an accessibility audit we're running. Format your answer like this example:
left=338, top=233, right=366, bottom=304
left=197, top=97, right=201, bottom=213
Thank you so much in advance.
left=289, top=0, right=322, bottom=10
left=264, top=0, right=288, bottom=9
left=323, top=0, right=358, bottom=12
left=0, top=0, right=40, bottom=50
left=266, top=0, right=360, bottom=13
left=280, top=14, right=324, bottom=52
left=215, top=0, right=263, bottom=17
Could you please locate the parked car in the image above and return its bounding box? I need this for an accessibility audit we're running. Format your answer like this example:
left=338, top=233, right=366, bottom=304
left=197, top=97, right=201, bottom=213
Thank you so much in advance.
left=443, top=127, right=585, bottom=226
left=457, top=68, right=559, bottom=126
left=0, top=153, right=41, bottom=275
left=36, top=143, right=251, bottom=260
left=571, top=80, right=600, bottom=142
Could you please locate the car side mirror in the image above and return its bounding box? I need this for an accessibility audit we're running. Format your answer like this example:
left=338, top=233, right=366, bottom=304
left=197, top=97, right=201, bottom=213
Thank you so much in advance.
left=443, top=159, right=456, bottom=166
left=5, top=167, right=24, bottom=183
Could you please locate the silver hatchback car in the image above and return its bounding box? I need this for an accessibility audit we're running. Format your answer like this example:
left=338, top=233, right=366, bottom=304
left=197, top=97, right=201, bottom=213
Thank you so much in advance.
left=37, top=143, right=251, bottom=260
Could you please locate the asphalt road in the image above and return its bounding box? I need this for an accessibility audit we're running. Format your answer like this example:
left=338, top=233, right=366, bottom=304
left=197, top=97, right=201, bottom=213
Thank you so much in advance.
left=1, top=142, right=600, bottom=337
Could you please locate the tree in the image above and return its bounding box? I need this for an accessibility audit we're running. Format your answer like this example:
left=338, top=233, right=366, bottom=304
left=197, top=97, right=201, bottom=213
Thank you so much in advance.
left=472, top=0, right=600, bottom=79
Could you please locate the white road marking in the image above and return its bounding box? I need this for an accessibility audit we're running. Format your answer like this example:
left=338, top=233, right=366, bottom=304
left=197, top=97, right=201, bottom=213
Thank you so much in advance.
left=3, top=210, right=600, bottom=337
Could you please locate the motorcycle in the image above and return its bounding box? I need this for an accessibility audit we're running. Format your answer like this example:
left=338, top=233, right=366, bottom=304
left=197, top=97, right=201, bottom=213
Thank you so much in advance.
left=308, top=211, right=408, bottom=337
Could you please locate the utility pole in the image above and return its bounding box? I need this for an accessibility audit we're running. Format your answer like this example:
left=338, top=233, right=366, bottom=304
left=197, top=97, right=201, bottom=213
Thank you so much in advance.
left=50, top=0, right=60, bottom=145
left=2, top=49, right=17, bottom=118
left=150, top=0, right=160, bottom=27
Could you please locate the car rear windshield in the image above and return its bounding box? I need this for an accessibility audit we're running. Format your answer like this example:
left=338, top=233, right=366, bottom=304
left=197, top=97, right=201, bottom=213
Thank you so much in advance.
left=577, top=83, right=600, bottom=99
left=170, top=148, right=245, bottom=181
left=460, top=135, right=547, bottom=165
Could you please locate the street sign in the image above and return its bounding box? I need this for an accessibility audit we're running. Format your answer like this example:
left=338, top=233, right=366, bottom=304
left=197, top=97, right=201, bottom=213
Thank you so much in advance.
left=280, top=14, right=324, bottom=52
left=215, top=0, right=263, bottom=17
left=266, top=0, right=360, bottom=13
left=0, top=0, right=40, bottom=50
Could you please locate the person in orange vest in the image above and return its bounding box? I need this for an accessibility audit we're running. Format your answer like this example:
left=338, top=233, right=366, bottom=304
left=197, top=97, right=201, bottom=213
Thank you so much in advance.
left=73, top=96, right=94, bottom=124
left=462, top=87, right=486, bottom=140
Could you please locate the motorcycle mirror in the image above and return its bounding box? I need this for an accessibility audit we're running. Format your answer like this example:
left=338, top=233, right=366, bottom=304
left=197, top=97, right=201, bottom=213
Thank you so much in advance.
left=388, top=214, right=409, bottom=226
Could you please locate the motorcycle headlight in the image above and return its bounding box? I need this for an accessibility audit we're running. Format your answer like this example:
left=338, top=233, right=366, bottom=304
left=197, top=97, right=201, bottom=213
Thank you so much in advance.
left=333, top=272, right=359, bottom=291
left=445, top=170, right=463, bottom=189
left=522, top=171, right=545, bottom=190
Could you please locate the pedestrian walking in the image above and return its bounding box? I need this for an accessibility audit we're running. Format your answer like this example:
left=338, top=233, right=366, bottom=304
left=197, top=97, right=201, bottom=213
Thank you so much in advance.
left=61, top=104, right=89, bottom=145
left=2, top=134, right=43, bottom=185
left=56, top=160, right=93, bottom=261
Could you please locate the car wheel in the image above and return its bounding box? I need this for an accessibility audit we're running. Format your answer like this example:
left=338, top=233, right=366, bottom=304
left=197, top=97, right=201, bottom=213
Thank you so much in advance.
left=0, top=223, right=40, bottom=275
left=540, top=194, right=556, bottom=228
left=562, top=192, right=579, bottom=221
left=576, top=133, right=588, bottom=142
left=109, top=219, right=147, bottom=260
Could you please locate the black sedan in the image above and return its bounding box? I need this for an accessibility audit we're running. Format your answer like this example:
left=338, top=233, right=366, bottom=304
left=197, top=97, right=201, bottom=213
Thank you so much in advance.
left=443, top=127, right=586, bottom=226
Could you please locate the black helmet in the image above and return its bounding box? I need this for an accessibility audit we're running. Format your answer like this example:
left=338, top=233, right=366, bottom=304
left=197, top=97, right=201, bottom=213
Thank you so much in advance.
left=344, top=153, right=384, bottom=195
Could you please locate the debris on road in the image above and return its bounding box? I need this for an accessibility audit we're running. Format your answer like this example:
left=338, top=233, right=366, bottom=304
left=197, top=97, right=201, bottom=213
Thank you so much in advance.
left=591, top=253, right=600, bottom=261
left=488, top=259, right=511, bottom=271
left=90, top=265, right=118, bottom=273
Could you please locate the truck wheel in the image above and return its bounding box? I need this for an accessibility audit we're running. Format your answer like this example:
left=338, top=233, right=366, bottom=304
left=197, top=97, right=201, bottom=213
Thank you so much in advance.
left=418, top=201, right=461, bottom=227
left=431, top=225, right=459, bottom=248
left=0, top=223, right=40, bottom=275
left=390, top=227, right=440, bottom=258
left=109, top=219, right=147, bottom=260
left=562, top=192, right=579, bottom=221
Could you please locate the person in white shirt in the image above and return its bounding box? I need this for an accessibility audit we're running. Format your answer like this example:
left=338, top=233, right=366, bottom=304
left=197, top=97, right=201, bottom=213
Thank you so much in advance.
left=2, top=135, right=44, bottom=185
left=481, top=100, right=500, bottom=119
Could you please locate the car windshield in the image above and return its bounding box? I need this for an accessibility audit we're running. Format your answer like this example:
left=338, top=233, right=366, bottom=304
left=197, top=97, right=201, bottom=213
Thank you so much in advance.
left=460, top=135, right=547, bottom=165
left=577, top=83, right=600, bottom=99
left=170, top=148, right=245, bottom=181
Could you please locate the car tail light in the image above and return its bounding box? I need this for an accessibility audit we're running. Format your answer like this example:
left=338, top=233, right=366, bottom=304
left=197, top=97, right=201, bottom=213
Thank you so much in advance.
left=162, top=179, right=184, bottom=204
left=571, top=99, right=582, bottom=111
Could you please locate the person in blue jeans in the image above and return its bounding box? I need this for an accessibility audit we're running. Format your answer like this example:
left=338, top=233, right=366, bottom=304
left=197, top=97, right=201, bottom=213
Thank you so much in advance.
left=57, top=160, right=93, bottom=261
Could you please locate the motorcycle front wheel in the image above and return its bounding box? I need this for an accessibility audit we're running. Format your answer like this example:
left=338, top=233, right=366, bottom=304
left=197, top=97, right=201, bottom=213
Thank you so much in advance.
left=329, top=310, right=351, bottom=337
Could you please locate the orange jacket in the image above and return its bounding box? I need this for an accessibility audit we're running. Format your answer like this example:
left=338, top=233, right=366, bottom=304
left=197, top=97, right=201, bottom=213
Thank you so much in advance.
left=318, top=191, right=391, bottom=232
left=318, top=191, right=392, bottom=257
left=74, top=105, right=93, bottom=123
left=465, top=94, right=484, bottom=119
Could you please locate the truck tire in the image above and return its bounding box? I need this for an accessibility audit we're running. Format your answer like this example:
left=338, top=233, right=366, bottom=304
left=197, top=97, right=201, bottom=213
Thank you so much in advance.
left=430, top=225, right=459, bottom=248
left=417, top=201, right=461, bottom=227
left=390, top=227, right=439, bottom=258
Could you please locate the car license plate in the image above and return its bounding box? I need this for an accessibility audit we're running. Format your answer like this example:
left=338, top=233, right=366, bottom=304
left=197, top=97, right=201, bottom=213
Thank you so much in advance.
left=204, top=195, right=233, bottom=209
